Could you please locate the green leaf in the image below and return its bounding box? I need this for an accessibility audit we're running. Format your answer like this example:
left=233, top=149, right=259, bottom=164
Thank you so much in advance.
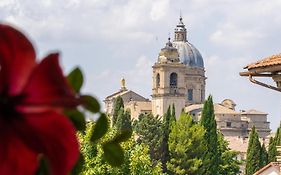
left=67, top=67, right=84, bottom=93
left=90, top=113, right=108, bottom=142
left=113, top=129, right=132, bottom=143
left=81, top=95, right=100, bottom=113
left=70, top=153, right=85, bottom=175
left=102, top=142, right=124, bottom=166
left=64, top=110, right=86, bottom=131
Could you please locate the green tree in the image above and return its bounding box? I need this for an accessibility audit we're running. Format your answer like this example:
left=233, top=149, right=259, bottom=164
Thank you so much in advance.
left=112, top=96, right=124, bottom=126
left=133, top=113, right=162, bottom=161
left=78, top=122, right=110, bottom=175
left=200, top=95, right=220, bottom=175
left=167, top=112, right=206, bottom=175
left=161, top=106, right=172, bottom=173
left=171, top=103, right=176, bottom=123
left=130, top=143, right=163, bottom=175
left=116, top=108, right=132, bottom=133
left=268, top=137, right=277, bottom=162
left=268, top=122, right=281, bottom=163
left=217, top=132, right=241, bottom=175
left=246, top=126, right=262, bottom=175
left=260, top=143, right=268, bottom=167
left=275, top=123, right=281, bottom=145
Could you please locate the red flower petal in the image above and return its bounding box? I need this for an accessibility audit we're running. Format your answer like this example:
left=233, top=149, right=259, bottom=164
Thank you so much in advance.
left=21, top=53, right=79, bottom=108
left=0, top=24, right=36, bottom=95
left=0, top=129, right=38, bottom=175
left=20, top=112, right=79, bottom=175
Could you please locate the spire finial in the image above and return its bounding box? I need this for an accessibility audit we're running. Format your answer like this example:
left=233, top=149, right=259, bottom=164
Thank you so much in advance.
left=168, top=32, right=171, bottom=41
left=120, top=77, right=127, bottom=91
left=166, top=33, right=173, bottom=47
left=180, top=10, right=182, bottom=21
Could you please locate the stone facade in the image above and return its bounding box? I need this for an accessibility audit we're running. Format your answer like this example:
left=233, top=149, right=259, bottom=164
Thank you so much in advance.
left=104, top=79, right=150, bottom=117
left=151, top=39, right=186, bottom=118
left=151, top=17, right=206, bottom=118
left=125, top=101, right=152, bottom=120
left=184, top=67, right=206, bottom=105
left=185, top=99, right=271, bottom=139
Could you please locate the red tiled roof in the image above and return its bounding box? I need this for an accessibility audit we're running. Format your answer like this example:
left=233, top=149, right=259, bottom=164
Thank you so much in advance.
left=245, top=53, right=281, bottom=70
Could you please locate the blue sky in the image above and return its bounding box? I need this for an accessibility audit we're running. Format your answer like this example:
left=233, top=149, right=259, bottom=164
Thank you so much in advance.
left=1, top=0, right=281, bottom=130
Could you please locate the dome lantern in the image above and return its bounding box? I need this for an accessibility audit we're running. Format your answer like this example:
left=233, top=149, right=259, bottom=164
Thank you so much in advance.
left=174, top=15, right=187, bottom=42
left=172, top=16, right=204, bottom=68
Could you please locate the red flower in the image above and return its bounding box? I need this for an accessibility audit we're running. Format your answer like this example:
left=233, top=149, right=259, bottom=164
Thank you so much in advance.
left=0, top=24, right=80, bottom=175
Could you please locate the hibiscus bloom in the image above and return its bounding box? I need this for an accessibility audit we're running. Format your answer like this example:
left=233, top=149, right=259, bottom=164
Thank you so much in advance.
left=0, top=24, right=80, bottom=174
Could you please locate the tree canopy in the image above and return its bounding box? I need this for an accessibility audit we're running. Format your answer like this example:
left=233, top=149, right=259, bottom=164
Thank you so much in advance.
left=168, top=112, right=206, bottom=175
left=246, top=126, right=262, bottom=175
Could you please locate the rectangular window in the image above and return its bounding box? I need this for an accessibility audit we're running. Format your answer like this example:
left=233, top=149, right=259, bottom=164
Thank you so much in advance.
left=226, top=122, right=231, bottom=127
left=188, top=89, right=193, bottom=101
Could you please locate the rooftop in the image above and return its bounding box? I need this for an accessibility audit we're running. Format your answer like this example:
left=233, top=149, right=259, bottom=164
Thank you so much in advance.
left=241, top=109, right=268, bottom=115
left=253, top=162, right=280, bottom=175
left=185, top=103, right=240, bottom=115
left=245, top=53, right=281, bottom=70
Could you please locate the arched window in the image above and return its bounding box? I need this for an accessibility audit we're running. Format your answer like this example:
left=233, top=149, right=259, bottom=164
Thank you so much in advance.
left=156, top=73, right=160, bottom=87
left=170, top=72, right=177, bottom=87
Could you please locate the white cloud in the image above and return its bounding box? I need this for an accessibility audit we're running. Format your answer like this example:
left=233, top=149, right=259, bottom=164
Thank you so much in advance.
left=87, top=55, right=153, bottom=100
left=0, top=0, right=12, bottom=7
left=2, top=0, right=281, bottom=131
left=150, top=0, right=169, bottom=21
left=210, top=22, right=265, bottom=49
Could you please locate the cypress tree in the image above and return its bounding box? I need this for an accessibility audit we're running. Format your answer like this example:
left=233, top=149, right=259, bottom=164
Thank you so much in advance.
left=200, top=95, right=219, bottom=175
left=268, top=122, right=281, bottom=163
left=161, top=106, right=172, bottom=173
left=246, top=126, right=262, bottom=175
left=112, top=96, right=124, bottom=126
left=268, top=137, right=277, bottom=162
left=260, top=143, right=268, bottom=167
left=116, top=108, right=132, bottom=132
left=275, top=124, right=281, bottom=145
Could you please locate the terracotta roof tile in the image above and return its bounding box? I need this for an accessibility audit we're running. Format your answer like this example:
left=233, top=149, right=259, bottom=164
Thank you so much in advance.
left=225, top=137, right=248, bottom=153
left=245, top=53, right=281, bottom=69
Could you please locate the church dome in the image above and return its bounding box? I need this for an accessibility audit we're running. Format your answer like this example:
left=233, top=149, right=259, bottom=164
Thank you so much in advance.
left=172, top=17, right=204, bottom=68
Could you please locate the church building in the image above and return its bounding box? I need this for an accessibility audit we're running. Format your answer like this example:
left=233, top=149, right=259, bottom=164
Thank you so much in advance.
left=152, top=16, right=206, bottom=118
left=104, top=17, right=271, bottom=169
left=105, top=16, right=206, bottom=119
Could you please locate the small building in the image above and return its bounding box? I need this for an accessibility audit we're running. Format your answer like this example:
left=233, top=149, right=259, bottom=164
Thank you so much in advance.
left=103, top=78, right=151, bottom=120
left=185, top=99, right=270, bottom=138
left=253, top=162, right=280, bottom=175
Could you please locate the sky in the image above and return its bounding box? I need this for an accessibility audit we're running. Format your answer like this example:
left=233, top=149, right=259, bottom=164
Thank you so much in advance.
left=1, top=0, right=281, bottom=130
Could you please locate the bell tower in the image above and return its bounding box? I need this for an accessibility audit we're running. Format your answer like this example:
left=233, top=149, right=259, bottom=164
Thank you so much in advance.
left=152, top=38, right=186, bottom=118
left=172, top=16, right=206, bottom=105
